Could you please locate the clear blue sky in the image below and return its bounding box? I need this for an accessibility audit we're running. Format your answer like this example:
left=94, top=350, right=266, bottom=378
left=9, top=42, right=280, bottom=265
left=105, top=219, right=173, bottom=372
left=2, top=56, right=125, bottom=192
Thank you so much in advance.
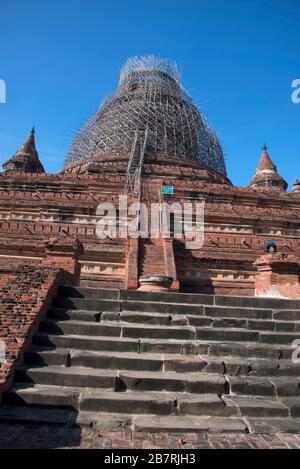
left=0, top=0, right=299, bottom=187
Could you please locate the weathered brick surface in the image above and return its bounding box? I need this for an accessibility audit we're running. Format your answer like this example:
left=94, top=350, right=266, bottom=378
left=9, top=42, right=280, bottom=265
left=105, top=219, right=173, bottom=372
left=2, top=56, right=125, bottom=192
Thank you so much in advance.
left=0, top=264, right=64, bottom=393
left=0, top=164, right=300, bottom=295
left=254, top=253, right=300, bottom=299
left=0, top=425, right=300, bottom=448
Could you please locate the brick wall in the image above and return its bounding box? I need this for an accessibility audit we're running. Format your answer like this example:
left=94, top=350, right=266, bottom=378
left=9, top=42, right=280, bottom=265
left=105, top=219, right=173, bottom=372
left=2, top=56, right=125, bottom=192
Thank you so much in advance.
left=254, top=253, right=300, bottom=299
left=0, top=265, right=66, bottom=396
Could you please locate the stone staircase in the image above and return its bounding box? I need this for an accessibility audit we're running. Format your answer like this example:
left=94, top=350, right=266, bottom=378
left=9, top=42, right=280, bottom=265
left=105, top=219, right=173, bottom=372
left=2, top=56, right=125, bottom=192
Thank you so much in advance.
left=1, top=287, right=300, bottom=433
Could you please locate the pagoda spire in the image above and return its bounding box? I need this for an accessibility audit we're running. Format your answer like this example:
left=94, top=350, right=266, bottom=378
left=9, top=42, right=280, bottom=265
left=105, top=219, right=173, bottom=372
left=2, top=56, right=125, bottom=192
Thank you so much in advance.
left=248, top=144, right=287, bottom=191
left=2, top=127, right=45, bottom=173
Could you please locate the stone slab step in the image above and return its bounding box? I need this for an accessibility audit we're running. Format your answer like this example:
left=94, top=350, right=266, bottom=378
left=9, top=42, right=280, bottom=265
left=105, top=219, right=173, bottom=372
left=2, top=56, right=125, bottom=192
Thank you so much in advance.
left=15, top=365, right=228, bottom=394
left=4, top=384, right=300, bottom=420
left=3, top=385, right=81, bottom=409
left=47, top=308, right=300, bottom=333
left=40, top=319, right=196, bottom=340
left=2, top=403, right=299, bottom=433
left=15, top=365, right=117, bottom=389
left=247, top=417, right=300, bottom=434
left=228, top=376, right=275, bottom=396
left=79, top=390, right=175, bottom=415
left=52, top=297, right=121, bottom=312
left=71, top=350, right=164, bottom=372
left=33, top=332, right=140, bottom=353
left=132, top=415, right=249, bottom=433
left=223, top=396, right=289, bottom=417
left=259, top=331, right=300, bottom=345
left=0, top=406, right=76, bottom=425
left=58, top=286, right=119, bottom=300
left=25, top=348, right=163, bottom=372
left=117, top=370, right=227, bottom=394
left=121, top=303, right=300, bottom=321
left=55, top=290, right=300, bottom=315
left=48, top=308, right=101, bottom=323
left=269, top=377, right=300, bottom=397
left=119, top=290, right=214, bottom=305
left=203, top=306, right=273, bottom=320
left=281, top=398, right=300, bottom=417
left=76, top=412, right=249, bottom=432
left=25, top=347, right=300, bottom=377
left=42, top=318, right=300, bottom=345
left=2, top=386, right=235, bottom=417
left=227, top=376, right=300, bottom=398
left=214, top=296, right=300, bottom=311
left=76, top=411, right=132, bottom=431
left=119, top=289, right=300, bottom=311
left=121, top=300, right=205, bottom=315
left=33, top=332, right=293, bottom=359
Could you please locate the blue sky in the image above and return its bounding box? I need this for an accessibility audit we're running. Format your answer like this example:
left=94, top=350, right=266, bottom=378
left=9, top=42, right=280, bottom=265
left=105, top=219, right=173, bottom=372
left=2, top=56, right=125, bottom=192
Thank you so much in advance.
left=0, top=0, right=299, bottom=187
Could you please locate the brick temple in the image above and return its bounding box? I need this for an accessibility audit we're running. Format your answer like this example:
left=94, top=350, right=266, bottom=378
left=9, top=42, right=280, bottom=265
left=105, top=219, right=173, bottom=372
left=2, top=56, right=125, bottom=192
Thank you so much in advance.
left=0, top=56, right=300, bottom=437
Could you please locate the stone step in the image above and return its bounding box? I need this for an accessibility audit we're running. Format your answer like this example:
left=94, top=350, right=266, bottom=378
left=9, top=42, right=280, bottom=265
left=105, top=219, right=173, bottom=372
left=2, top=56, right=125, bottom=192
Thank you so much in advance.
left=24, top=348, right=163, bottom=372
left=24, top=346, right=300, bottom=377
left=33, top=332, right=293, bottom=359
left=223, top=396, right=289, bottom=417
left=1, top=403, right=299, bottom=433
left=79, top=391, right=238, bottom=416
left=15, top=365, right=117, bottom=389
left=268, top=377, right=300, bottom=397
left=40, top=317, right=300, bottom=345
left=119, top=289, right=300, bottom=310
left=5, top=285, right=300, bottom=433
left=52, top=296, right=300, bottom=321
left=48, top=308, right=187, bottom=326
left=47, top=307, right=300, bottom=332
left=24, top=409, right=246, bottom=433
left=15, top=365, right=228, bottom=394
left=33, top=332, right=141, bottom=353
left=52, top=297, right=121, bottom=312
left=122, top=300, right=205, bottom=315
left=40, top=319, right=196, bottom=340
left=6, top=385, right=295, bottom=418
left=247, top=417, right=300, bottom=434
left=58, top=286, right=119, bottom=300
left=54, top=287, right=300, bottom=311
left=79, top=390, right=175, bottom=415
left=131, top=415, right=249, bottom=433
left=48, top=307, right=101, bottom=322
left=121, top=302, right=285, bottom=320
left=215, top=296, right=300, bottom=311
left=3, top=385, right=81, bottom=409
left=0, top=405, right=77, bottom=425
left=3, top=383, right=299, bottom=419
left=200, top=305, right=274, bottom=320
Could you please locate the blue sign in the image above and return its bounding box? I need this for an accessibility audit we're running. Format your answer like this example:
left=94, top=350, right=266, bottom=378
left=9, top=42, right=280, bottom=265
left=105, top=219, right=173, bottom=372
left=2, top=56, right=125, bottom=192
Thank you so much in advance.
left=161, top=185, right=173, bottom=195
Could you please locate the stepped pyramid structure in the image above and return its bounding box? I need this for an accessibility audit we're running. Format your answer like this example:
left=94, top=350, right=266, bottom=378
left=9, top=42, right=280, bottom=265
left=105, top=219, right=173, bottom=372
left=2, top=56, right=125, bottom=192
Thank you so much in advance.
left=0, top=56, right=300, bottom=437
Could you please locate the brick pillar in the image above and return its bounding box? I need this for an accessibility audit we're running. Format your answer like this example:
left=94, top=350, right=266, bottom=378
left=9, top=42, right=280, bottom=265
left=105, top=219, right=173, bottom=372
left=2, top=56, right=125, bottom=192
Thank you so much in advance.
left=163, top=238, right=179, bottom=291
left=43, top=236, right=83, bottom=285
left=124, top=237, right=139, bottom=290
left=254, top=252, right=300, bottom=299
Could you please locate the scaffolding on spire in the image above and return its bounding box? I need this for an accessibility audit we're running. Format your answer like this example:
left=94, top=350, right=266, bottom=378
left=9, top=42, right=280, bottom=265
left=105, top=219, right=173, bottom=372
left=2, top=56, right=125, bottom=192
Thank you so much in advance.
left=65, top=55, right=227, bottom=177
left=124, top=127, right=148, bottom=197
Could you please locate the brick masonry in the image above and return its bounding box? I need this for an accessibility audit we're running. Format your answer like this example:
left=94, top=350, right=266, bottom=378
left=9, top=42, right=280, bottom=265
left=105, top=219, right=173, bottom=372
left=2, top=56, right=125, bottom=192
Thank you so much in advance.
left=0, top=265, right=64, bottom=393
left=1, top=160, right=300, bottom=295
left=0, top=425, right=300, bottom=449
left=254, top=252, right=300, bottom=299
